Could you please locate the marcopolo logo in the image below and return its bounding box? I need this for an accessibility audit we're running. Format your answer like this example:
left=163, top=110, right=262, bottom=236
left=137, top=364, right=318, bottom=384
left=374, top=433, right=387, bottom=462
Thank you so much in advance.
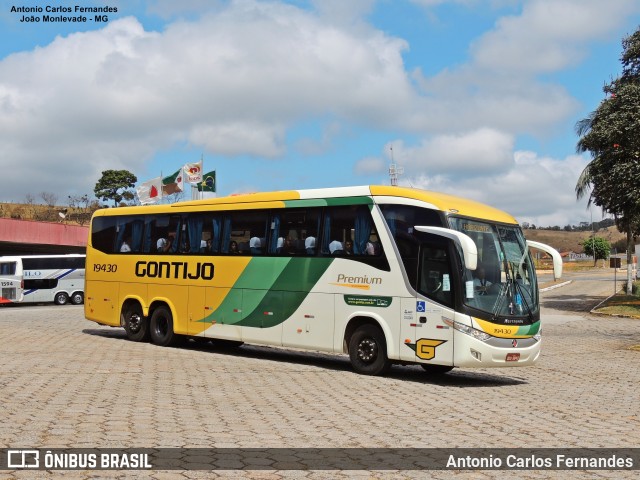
left=135, top=261, right=215, bottom=280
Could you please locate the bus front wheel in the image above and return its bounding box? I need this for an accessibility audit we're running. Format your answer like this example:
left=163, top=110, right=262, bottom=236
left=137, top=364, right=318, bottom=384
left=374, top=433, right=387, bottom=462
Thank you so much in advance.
left=150, top=306, right=177, bottom=347
left=122, top=303, right=149, bottom=342
left=349, top=324, right=391, bottom=376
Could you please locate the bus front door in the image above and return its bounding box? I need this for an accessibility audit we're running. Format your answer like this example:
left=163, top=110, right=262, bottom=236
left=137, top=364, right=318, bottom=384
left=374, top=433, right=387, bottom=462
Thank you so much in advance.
left=400, top=240, right=455, bottom=366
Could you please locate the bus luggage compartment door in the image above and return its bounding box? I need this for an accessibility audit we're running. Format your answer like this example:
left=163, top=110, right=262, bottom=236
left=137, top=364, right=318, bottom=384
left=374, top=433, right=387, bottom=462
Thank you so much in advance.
left=86, top=280, right=119, bottom=326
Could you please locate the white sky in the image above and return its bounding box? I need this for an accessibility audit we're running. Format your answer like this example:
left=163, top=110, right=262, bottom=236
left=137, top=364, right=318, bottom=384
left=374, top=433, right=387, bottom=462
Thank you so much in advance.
left=1, top=0, right=639, bottom=227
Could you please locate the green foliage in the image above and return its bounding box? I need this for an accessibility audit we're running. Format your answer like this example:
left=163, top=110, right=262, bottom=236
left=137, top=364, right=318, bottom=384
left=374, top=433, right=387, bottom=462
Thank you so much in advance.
left=576, top=28, right=640, bottom=222
left=94, top=170, right=137, bottom=207
left=576, top=27, right=640, bottom=288
left=580, top=236, right=611, bottom=264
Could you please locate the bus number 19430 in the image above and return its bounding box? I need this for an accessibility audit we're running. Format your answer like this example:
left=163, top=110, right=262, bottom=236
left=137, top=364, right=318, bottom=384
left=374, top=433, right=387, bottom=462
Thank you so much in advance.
left=93, top=264, right=118, bottom=273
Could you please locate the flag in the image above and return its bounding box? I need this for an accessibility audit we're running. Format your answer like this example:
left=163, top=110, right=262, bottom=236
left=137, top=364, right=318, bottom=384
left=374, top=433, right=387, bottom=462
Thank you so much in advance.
left=162, top=169, right=183, bottom=195
left=197, top=170, right=216, bottom=192
left=183, top=160, right=203, bottom=184
left=136, top=177, right=162, bottom=205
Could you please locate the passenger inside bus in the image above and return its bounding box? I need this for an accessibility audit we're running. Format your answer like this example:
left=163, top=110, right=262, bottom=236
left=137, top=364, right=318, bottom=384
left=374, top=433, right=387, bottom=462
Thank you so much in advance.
left=305, top=236, right=316, bottom=254
left=329, top=240, right=344, bottom=255
left=250, top=236, right=262, bottom=255
left=120, top=238, right=131, bottom=253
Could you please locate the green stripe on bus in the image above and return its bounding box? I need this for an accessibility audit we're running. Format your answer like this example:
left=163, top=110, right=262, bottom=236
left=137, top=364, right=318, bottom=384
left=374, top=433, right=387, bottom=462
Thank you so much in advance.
left=202, top=257, right=333, bottom=328
left=517, top=321, right=540, bottom=336
left=239, top=257, right=333, bottom=327
left=282, top=197, right=373, bottom=208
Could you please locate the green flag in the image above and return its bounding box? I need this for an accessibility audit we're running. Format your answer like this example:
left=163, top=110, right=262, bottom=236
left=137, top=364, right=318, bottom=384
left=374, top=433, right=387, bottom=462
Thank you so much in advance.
left=197, top=170, right=216, bottom=192
left=162, top=169, right=183, bottom=195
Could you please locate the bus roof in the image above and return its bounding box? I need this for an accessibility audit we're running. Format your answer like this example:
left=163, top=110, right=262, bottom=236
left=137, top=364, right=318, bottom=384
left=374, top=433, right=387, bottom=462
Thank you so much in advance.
left=93, top=185, right=518, bottom=224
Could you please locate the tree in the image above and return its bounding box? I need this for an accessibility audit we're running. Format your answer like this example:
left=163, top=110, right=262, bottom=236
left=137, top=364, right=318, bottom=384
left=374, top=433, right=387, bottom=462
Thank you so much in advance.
left=580, top=237, right=611, bottom=267
left=94, top=170, right=137, bottom=207
left=575, top=28, right=640, bottom=292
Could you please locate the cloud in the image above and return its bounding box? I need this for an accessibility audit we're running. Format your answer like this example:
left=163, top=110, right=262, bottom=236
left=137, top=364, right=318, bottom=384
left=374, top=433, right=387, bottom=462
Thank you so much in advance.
left=354, top=156, right=386, bottom=175
left=471, top=0, right=639, bottom=74
left=402, top=150, right=592, bottom=227
left=410, top=0, right=640, bottom=136
left=0, top=1, right=419, bottom=201
left=384, top=128, right=515, bottom=176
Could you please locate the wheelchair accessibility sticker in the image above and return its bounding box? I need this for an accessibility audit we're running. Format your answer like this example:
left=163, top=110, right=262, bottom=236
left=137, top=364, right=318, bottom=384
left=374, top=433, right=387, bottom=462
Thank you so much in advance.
left=416, top=300, right=426, bottom=312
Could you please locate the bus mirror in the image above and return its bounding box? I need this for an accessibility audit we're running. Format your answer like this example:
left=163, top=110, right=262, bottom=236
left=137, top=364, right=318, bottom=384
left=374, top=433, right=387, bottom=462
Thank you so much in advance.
left=526, top=240, right=563, bottom=280
left=414, top=226, right=478, bottom=271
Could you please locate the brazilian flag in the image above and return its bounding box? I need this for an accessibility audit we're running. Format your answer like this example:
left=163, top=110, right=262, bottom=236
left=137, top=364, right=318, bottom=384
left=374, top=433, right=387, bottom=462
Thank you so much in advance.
left=197, top=171, right=216, bottom=192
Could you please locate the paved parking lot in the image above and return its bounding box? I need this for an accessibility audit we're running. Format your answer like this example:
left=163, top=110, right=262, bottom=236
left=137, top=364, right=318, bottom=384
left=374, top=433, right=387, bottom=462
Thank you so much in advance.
left=1, top=287, right=639, bottom=479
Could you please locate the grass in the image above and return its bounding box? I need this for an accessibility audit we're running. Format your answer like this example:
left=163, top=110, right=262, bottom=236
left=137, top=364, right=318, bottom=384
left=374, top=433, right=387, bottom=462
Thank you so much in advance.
left=592, top=281, right=640, bottom=319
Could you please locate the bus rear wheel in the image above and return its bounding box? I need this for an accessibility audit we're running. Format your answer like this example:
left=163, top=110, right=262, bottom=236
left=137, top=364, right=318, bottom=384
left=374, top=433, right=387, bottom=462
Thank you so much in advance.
left=349, top=324, right=391, bottom=376
left=54, top=292, right=68, bottom=305
left=150, top=306, right=177, bottom=347
left=70, top=292, right=84, bottom=305
left=122, top=303, right=149, bottom=342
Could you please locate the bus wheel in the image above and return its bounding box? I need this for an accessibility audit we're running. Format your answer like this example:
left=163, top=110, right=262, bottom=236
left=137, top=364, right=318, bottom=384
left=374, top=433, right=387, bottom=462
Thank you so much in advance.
left=150, top=306, right=177, bottom=347
left=70, top=292, right=84, bottom=305
left=349, top=324, right=391, bottom=375
left=420, top=364, right=454, bottom=374
left=122, top=304, right=149, bottom=342
left=54, top=292, right=68, bottom=305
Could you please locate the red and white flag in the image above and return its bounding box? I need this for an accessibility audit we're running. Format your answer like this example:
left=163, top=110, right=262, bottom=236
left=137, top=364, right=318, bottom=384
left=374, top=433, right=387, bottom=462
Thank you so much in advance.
left=183, top=160, right=203, bottom=184
left=136, top=176, right=163, bottom=204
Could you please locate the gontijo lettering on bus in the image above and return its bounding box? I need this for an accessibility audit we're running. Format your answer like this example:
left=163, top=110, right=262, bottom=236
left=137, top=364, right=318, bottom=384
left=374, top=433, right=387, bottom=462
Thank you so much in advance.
left=134, top=261, right=214, bottom=280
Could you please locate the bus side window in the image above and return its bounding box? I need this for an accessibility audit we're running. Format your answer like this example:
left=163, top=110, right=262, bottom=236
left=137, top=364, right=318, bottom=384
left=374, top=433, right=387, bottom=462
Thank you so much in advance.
left=321, top=205, right=382, bottom=257
left=225, top=210, right=269, bottom=256
left=271, top=208, right=320, bottom=255
left=418, top=244, right=453, bottom=308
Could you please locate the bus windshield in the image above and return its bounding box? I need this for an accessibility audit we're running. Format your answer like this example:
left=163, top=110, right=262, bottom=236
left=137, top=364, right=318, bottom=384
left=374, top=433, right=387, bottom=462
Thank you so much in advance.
left=448, top=218, right=539, bottom=322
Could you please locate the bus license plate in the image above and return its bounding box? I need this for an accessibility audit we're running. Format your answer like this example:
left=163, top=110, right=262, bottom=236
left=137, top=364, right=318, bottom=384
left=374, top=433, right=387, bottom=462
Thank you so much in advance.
left=505, top=353, right=520, bottom=362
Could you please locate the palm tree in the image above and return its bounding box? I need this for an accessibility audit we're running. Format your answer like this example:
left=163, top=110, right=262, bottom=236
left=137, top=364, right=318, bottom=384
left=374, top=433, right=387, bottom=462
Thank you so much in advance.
left=575, top=29, right=640, bottom=293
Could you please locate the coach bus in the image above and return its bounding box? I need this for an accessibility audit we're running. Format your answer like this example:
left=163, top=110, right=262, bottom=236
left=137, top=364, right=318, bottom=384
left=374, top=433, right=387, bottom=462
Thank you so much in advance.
left=85, top=186, right=561, bottom=375
left=0, top=254, right=85, bottom=305
left=0, top=257, right=23, bottom=304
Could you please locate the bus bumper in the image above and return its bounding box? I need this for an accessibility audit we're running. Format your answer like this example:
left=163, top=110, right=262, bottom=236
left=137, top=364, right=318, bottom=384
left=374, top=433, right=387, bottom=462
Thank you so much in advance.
left=453, top=333, right=541, bottom=368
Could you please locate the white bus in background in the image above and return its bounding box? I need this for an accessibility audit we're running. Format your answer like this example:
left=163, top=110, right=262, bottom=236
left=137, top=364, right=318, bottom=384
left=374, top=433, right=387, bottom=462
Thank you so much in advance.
left=0, top=257, right=23, bottom=304
left=0, top=254, right=85, bottom=305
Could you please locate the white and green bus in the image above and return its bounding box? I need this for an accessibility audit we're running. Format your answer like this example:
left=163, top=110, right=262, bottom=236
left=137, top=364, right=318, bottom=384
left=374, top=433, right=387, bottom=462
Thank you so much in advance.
left=85, top=186, right=561, bottom=375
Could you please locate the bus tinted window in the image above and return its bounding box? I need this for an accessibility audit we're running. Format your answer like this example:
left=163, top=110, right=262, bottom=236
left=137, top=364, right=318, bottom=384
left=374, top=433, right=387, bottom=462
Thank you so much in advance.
left=89, top=206, right=385, bottom=270
left=224, top=210, right=269, bottom=255
left=22, top=257, right=85, bottom=270
left=380, top=205, right=443, bottom=288
left=321, top=205, right=382, bottom=257
left=0, top=262, right=16, bottom=275
left=271, top=208, right=321, bottom=255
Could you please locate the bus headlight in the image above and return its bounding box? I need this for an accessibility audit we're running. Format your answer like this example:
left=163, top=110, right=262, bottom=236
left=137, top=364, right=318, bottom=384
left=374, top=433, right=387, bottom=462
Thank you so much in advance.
left=533, top=331, right=541, bottom=341
left=443, top=318, right=491, bottom=342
